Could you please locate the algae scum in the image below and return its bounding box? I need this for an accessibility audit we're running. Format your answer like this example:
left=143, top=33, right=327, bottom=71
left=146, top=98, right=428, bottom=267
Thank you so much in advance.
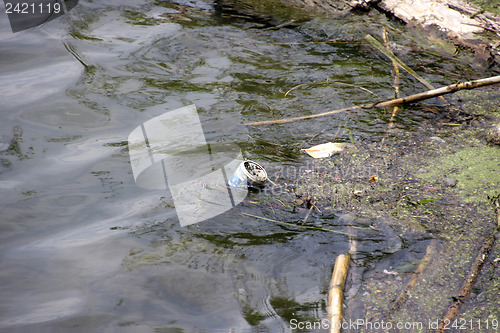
left=1, top=0, right=500, bottom=331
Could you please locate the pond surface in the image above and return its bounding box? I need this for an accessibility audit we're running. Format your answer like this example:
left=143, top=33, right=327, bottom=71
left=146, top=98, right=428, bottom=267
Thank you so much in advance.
left=0, top=0, right=487, bottom=331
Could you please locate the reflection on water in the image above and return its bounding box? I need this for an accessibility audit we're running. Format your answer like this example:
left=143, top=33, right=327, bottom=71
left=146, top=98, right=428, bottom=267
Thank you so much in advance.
left=0, top=0, right=481, bottom=331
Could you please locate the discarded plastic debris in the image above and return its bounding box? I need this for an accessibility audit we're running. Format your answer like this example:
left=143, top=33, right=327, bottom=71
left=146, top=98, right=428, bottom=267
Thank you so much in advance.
left=302, top=142, right=347, bottom=158
left=228, top=160, right=268, bottom=188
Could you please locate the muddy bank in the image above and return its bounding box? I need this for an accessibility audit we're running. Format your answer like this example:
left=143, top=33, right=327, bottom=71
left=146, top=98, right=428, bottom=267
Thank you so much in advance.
left=258, top=86, right=500, bottom=328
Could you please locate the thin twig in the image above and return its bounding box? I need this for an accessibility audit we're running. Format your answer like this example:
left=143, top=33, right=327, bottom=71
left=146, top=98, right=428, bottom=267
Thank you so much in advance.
left=236, top=20, right=296, bottom=44
left=312, top=201, right=322, bottom=214
left=462, top=22, right=499, bottom=34
left=364, top=34, right=447, bottom=102
left=63, top=42, right=89, bottom=69
left=241, top=212, right=351, bottom=235
left=302, top=200, right=317, bottom=225
left=381, top=28, right=401, bottom=146
left=435, top=196, right=500, bottom=332
left=267, top=178, right=277, bottom=186
left=491, top=194, right=500, bottom=230
left=306, top=130, right=325, bottom=144
left=247, top=39, right=363, bottom=46
left=284, top=80, right=377, bottom=98
left=273, top=167, right=283, bottom=184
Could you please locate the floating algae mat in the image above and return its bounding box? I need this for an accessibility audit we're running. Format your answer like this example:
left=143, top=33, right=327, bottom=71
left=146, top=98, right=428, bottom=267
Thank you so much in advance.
left=417, top=146, right=500, bottom=203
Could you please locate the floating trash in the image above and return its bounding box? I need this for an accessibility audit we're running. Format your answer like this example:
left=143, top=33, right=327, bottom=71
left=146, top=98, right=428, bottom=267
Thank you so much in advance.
left=228, top=160, right=268, bottom=188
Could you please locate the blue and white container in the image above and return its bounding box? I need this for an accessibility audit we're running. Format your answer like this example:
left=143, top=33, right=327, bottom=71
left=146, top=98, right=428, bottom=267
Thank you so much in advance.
left=228, top=160, right=268, bottom=188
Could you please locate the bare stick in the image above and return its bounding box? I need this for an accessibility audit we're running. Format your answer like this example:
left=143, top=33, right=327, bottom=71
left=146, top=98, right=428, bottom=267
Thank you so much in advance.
left=284, top=80, right=377, bottom=98
left=243, top=75, right=500, bottom=126
left=436, top=234, right=496, bottom=333
left=392, top=239, right=439, bottom=311
left=301, top=200, right=316, bottom=226
left=492, top=195, right=500, bottom=230
left=381, top=28, right=401, bottom=146
left=328, top=253, right=350, bottom=333
left=244, top=107, right=355, bottom=126
left=364, top=34, right=447, bottom=104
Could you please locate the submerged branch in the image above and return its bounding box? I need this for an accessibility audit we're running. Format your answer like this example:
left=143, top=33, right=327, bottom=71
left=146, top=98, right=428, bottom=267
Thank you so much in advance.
left=391, top=239, right=439, bottom=311
left=492, top=194, right=500, bottom=230
left=436, top=197, right=500, bottom=332
left=243, top=75, right=500, bottom=126
left=381, top=28, right=401, bottom=146
left=436, top=234, right=496, bottom=333
left=364, top=34, right=441, bottom=96
left=284, top=80, right=377, bottom=98
left=241, top=212, right=351, bottom=235
left=63, top=42, right=89, bottom=69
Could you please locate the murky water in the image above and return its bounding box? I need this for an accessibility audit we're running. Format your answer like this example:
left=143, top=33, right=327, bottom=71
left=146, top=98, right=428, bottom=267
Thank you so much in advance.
left=0, top=0, right=485, bottom=331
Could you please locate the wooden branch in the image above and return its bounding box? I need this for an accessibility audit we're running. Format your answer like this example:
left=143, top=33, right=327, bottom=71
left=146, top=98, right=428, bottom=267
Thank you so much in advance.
left=492, top=195, right=500, bottom=230
left=328, top=253, right=350, bottom=333
left=244, top=106, right=356, bottom=126
left=364, top=34, right=442, bottom=98
left=381, top=28, right=401, bottom=146
left=375, top=75, right=500, bottom=106
left=243, top=75, right=500, bottom=126
left=391, top=239, right=439, bottom=311
left=436, top=234, right=496, bottom=333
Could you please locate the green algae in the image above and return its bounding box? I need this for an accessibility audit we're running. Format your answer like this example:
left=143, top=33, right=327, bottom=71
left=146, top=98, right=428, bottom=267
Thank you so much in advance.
left=269, top=297, right=319, bottom=323
left=467, top=0, right=500, bottom=16
left=417, top=146, right=500, bottom=204
left=241, top=306, right=267, bottom=325
left=69, top=30, right=103, bottom=42
left=454, top=89, right=500, bottom=117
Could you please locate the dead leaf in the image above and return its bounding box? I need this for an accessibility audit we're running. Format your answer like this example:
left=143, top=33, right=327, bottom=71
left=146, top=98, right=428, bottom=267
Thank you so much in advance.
left=301, top=142, right=347, bottom=158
